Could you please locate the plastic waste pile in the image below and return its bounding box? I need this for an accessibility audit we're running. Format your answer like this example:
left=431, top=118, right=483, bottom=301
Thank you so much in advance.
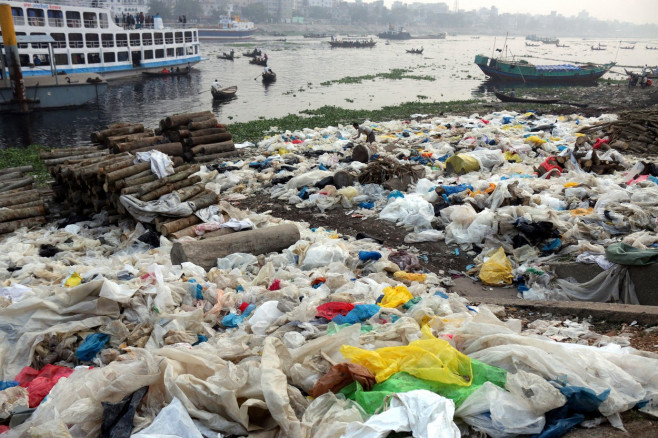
left=202, top=111, right=658, bottom=303
left=0, top=206, right=657, bottom=437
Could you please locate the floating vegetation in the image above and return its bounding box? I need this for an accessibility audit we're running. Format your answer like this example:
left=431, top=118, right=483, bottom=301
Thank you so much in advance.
left=320, top=68, right=435, bottom=86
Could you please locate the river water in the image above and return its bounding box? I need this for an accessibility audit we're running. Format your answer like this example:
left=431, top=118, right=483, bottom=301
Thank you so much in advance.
left=0, top=35, right=654, bottom=149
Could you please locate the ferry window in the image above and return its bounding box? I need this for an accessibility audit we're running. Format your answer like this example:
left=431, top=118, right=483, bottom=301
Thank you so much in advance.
left=54, top=53, right=68, bottom=66
left=143, top=50, right=153, bottom=60
left=117, top=51, right=129, bottom=62
left=103, top=52, right=116, bottom=63
left=86, top=33, right=100, bottom=48
left=116, top=33, right=128, bottom=47
left=99, top=13, right=109, bottom=29
left=47, top=10, right=64, bottom=28
left=52, top=33, right=66, bottom=49
left=71, top=53, right=86, bottom=64
left=176, top=47, right=184, bottom=56
left=164, top=33, right=173, bottom=44
left=184, top=31, right=192, bottom=43
left=101, top=34, right=114, bottom=48
left=11, top=7, right=25, bottom=27
left=66, top=11, right=81, bottom=28
left=83, top=12, right=98, bottom=28
left=87, top=53, right=101, bottom=64
left=68, top=33, right=83, bottom=49
left=16, top=32, right=28, bottom=49
left=193, top=31, right=197, bottom=42
left=166, top=48, right=174, bottom=57
left=27, top=9, right=45, bottom=27
left=142, top=33, right=153, bottom=46
left=155, top=49, right=164, bottom=58
left=19, top=54, right=30, bottom=67
left=130, top=33, right=140, bottom=46
left=194, top=46, right=198, bottom=54
left=175, top=32, right=183, bottom=43
left=154, top=33, right=163, bottom=44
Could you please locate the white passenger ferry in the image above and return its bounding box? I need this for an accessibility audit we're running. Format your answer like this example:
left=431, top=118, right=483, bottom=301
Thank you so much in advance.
left=0, top=0, right=202, bottom=79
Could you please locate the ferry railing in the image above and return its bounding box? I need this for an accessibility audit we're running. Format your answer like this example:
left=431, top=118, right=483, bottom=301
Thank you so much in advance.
left=116, top=41, right=128, bottom=47
left=84, top=20, right=98, bottom=28
left=86, top=41, right=100, bottom=48
left=67, top=19, right=82, bottom=28
left=12, top=16, right=26, bottom=26
left=53, top=42, right=67, bottom=48
left=28, top=17, right=46, bottom=27
left=143, top=40, right=153, bottom=46
left=154, top=38, right=163, bottom=44
left=48, top=18, right=65, bottom=28
left=101, top=41, right=114, bottom=48
left=69, top=41, right=84, bottom=48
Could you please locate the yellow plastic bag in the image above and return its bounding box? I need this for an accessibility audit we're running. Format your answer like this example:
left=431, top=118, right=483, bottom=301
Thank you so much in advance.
left=503, top=151, right=522, bottom=162
left=564, top=182, right=579, bottom=188
left=379, top=284, right=414, bottom=308
left=340, top=325, right=473, bottom=385
left=64, top=272, right=82, bottom=288
left=524, top=135, right=546, bottom=145
left=570, top=207, right=594, bottom=216
left=445, top=154, right=480, bottom=175
left=393, top=271, right=427, bottom=284
left=479, top=247, right=513, bottom=286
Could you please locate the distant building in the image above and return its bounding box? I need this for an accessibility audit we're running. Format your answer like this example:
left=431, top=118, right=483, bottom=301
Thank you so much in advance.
left=308, top=0, right=334, bottom=8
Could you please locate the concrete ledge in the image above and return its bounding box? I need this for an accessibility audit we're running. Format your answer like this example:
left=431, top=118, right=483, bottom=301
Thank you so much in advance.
left=451, top=277, right=658, bottom=325
left=551, top=262, right=658, bottom=306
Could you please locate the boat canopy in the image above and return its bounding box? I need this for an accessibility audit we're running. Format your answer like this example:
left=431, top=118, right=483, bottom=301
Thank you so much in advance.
left=15, top=35, right=56, bottom=44
left=535, top=64, right=581, bottom=71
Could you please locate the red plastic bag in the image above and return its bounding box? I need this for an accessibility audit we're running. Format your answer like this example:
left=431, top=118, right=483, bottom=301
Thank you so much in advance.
left=268, top=279, right=281, bottom=291
left=316, top=302, right=355, bottom=320
left=592, top=138, right=609, bottom=149
left=16, top=364, right=75, bottom=407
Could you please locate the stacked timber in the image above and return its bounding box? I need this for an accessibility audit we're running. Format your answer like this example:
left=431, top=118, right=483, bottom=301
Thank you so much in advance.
left=39, top=146, right=220, bottom=233
left=577, top=109, right=658, bottom=154
left=0, top=165, right=55, bottom=234
left=156, top=111, right=239, bottom=163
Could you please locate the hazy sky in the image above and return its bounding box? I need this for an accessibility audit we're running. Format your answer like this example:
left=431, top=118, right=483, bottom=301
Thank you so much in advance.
left=406, top=0, right=658, bottom=26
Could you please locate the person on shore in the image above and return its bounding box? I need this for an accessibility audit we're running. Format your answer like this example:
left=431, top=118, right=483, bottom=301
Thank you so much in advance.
left=353, top=122, right=375, bottom=144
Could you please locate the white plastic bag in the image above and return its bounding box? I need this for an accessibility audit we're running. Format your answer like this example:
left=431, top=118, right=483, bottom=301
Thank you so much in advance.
left=133, top=397, right=204, bottom=438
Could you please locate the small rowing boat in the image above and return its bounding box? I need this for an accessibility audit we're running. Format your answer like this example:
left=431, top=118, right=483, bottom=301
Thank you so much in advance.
left=142, top=69, right=191, bottom=77
left=262, top=71, right=277, bottom=83
left=494, top=91, right=559, bottom=104
left=211, top=85, right=238, bottom=100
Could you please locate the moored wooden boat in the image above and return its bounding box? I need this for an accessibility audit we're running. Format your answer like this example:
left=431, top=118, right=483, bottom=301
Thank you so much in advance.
left=494, top=91, right=559, bottom=104
left=218, top=52, right=235, bottom=60
left=243, top=49, right=262, bottom=57
left=211, top=85, right=238, bottom=100
left=329, top=39, right=376, bottom=48
left=624, top=68, right=658, bottom=80
left=475, top=55, right=615, bottom=84
left=406, top=48, right=423, bottom=54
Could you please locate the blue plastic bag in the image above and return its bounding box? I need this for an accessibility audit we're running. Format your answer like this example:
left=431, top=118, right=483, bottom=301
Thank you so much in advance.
left=333, top=304, right=380, bottom=325
left=0, top=381, right=18, bottom=391
left=76, top=333, right=110, bottom=361
left=359, top=251, right=382, bottom=261
left=358, top=202, right=374, bottom=209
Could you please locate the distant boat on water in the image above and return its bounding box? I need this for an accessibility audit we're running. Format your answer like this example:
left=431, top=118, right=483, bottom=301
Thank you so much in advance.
left=591, top=43, right=607, bottom=51
left=474, top=54, right=615, bottom=84
left=378, top=25, right=411, bottom=40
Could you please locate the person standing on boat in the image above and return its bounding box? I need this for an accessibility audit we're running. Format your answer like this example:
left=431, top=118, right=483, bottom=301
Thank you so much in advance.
left=264, top=66, right=273, bottom=75
left=352, top=122, right=375, bottom=144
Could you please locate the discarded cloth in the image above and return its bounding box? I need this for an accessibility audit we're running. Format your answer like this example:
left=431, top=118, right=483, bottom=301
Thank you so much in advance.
left=605, top=242, right=658, bottom=266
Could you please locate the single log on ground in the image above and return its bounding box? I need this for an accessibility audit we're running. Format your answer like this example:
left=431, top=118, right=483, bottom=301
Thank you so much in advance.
left=0, top=205, right=45, bottom=223
left=159, top=215, right=201, bottom=236
left=186, top=132, right=232, bottom=147
left=165, top=111, right=214, bottom=129
left=140, top=175, right=202, bottom=202
left=10, top=200, right=45, bottom=210
left=0, top=172, right=24, bottom=181
left=191, top=140, right=235, bottom=156
left=170, top=224, right=300, bottom=270
left=0, top=216, right=46, bottom=234
left=106, top=131, right=154, bottom=149
left=188, top=191, right=219, bottom=211
left=199, top=228, right=235, bottom=240
left=91, top=124, right=144, bottom=143
left=133, top=142, right=184, bottom=156
left=0, top=176, right=35, bottom=193
left=100, top=157, right=138, bottom=176
left=169, top=224, right=202, bottom=239
left=188, top=118, right=218, bottom=130
left=0, top=165, right=33, bottom=176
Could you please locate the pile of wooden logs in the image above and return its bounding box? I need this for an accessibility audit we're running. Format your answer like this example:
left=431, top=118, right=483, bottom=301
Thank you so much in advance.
left=0, top=165, right=55, bottom=234
left=39, top=146, right=220, bottom=234
left=572, top=147, right=625, bottom=175
left=577, top=109, right=658, bottom=154
left=156, top=110, right=238, bottom=163
left=89, top=112, right=239, bottom=163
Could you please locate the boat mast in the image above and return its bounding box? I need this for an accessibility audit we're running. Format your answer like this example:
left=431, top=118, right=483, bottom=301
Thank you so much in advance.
left=0, top=4, right=28, bottom=112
